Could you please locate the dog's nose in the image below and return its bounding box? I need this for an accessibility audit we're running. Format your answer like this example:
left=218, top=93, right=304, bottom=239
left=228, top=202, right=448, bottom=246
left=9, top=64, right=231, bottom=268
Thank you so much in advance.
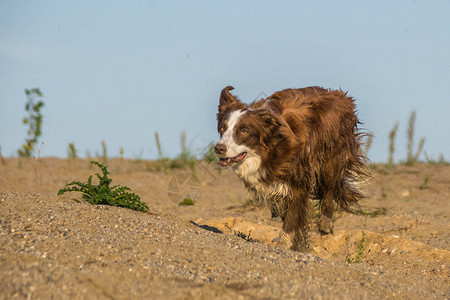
left=214, top=143, right=227, bottom=155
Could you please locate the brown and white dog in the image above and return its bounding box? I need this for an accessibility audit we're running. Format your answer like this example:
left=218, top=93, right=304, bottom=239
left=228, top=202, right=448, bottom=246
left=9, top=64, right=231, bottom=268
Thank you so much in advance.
left=214, top=86, right=369, bottom=251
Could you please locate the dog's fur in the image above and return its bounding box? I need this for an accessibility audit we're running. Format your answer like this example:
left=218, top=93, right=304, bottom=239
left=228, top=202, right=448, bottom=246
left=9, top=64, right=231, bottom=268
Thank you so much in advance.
left=214, top=86, right=369, bottom=251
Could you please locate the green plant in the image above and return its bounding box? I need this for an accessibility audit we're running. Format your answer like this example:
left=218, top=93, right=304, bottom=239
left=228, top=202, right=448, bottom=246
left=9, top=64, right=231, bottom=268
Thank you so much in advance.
left=153, top=132, right=169, bottom=172
left=355, top=207, right=387, bottom=218
left=119, top=146, right=124, bottom=160
left=58, top=161, right=148, bottom=212
left=234, top=230, right=254, bottom=242
left=155, top=132, right=163, bottom=159
left=388, top=122, right=399, bottom=167
left=354, top=229, right=366, bottom=263
left=153, top=132, right=197, bottom=172
left=170, top=131, right=196, bottom=171
left=18, top=88, right=45, bottom=157
left=347, top=220, right=367, bottom=264
left=419, top=175, right=430, bottom=190
left=178, top=198, right=194, bottom=206
left=405, top=111, right=425, bottom=165
left=67, top=142, right=78, bottom=159
left=101, top=140, right=108, bottom=163
left=424, top=152, right=449, bottom=165
left=201, top=142, right=219, bottom=164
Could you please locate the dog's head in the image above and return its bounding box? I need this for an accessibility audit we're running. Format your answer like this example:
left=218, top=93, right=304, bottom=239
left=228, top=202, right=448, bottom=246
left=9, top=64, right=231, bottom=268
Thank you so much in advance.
left=215, top=86, right=282, bottom=168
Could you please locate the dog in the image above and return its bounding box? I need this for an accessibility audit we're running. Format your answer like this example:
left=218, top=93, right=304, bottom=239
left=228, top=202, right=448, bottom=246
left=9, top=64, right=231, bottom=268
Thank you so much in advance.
left=214, top=86, right=369, bottom=251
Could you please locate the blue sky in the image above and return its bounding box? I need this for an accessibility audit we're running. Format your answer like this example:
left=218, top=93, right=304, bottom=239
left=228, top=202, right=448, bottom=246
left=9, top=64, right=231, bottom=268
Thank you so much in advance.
left=1, top=0, right=449, bottom=162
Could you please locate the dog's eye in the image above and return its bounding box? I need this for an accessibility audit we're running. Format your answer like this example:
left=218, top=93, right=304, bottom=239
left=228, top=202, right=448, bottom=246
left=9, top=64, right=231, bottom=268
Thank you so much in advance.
left=219, top=125, right=225, bottom=133
left=241, top=129, right=248, bottom=134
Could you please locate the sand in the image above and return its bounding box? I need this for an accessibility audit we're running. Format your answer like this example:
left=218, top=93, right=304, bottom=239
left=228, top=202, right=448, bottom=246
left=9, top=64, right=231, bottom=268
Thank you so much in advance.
left=1, top=158, right=448, bottom=299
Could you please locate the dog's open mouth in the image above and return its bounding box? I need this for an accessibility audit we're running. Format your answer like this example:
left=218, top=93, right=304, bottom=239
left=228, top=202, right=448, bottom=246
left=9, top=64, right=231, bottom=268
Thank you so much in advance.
left=218, top=152, right=247, bottom=167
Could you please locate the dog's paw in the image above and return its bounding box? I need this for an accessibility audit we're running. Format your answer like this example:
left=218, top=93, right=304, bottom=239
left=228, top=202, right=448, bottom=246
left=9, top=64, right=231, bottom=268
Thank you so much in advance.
left=276, top=230, right=308, bottom=252
left=318, top=216, right=334, bottom=235
left=275, top=230, right=293, bottom=249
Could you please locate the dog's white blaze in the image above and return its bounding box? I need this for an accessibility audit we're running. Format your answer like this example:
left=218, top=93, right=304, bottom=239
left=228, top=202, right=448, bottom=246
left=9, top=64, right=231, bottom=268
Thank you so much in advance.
left=217, top=109, right=263, bottom=186
left=218, top=110, right=249, bottom=158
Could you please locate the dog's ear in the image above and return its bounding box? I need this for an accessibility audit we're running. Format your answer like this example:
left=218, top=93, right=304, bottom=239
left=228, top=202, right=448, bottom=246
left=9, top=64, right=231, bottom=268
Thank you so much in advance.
left=220, top=86, right=237, bottom=108
left=256, top=110, right=283, bottom=147
left=257, top=110, right=282, bottom=130
left=217, top=86, right=246, bottom=121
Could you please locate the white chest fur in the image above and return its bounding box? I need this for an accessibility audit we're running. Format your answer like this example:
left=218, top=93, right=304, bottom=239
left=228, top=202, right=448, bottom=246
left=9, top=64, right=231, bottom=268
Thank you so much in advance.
left=233, top=155, right=262, bottom=188
left=233, top=155, right=290, bottom=208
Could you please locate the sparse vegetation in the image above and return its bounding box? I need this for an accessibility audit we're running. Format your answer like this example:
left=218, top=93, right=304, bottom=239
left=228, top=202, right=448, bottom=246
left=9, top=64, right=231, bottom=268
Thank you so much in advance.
left=178, top=198, right=194, bottom=206
left=424, top=152, right=449, bottom=165
left=419, top=175, right=430, bottom=190
left=134, top=150, right=144, bottom=164
left=86, top=150, right=91, bottom=161
left=363, top=133, right=373, bottom=156
left=234, top=230, right=254, bottom=243
left=405, top=111, right=425, bottom=165
left=18, top=88, right=45, bottom=158
left=0, top=146, right=6, bottom=165
left=101, top=140, right=108, bottom=164
left=438, top=154, right=448, bottom=165
left=201, top=142, right=219, bottom=164
left=170, top=132, right=196, bottom=171
left=388, top=122, right=399, bottom=167
left=354, top=228, right=366, bottom=263
left=364, top=133, right=376, bottom=169
left=119, top=146, right=124, bottom=160
left=153, top=132, right=168, bottom=172
left=155, top=132, right=163, bottom=159
left=355, top=207, right=387, bottom=218
left=6, top=85, right=446, bottom=173
left=58, top=161, right=148, bottom=212
left=153, top=132, right=197, bottom=172
left=347, top=220, right=367, bottom=264
left=67, top=142, right=78, bottom=159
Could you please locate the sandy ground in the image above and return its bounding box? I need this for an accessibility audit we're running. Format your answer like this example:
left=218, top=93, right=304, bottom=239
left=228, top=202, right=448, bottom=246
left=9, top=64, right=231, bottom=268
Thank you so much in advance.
left=0, top=157, right=448, bottom=299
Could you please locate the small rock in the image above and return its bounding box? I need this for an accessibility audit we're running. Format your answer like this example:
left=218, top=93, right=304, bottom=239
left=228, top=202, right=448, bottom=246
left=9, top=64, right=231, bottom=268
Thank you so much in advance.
left=400, top=190, right=410, bottom=198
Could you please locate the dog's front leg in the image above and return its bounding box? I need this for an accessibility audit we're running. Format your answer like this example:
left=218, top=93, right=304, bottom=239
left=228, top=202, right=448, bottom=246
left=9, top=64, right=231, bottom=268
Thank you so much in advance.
left=276, top=191, right=310, bottom=252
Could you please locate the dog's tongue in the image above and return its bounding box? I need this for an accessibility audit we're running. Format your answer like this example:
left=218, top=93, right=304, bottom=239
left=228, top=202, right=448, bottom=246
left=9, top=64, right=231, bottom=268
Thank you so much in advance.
left=218, top=152, right=247, bottom=167
left=234, top=152, right=246, bottom=162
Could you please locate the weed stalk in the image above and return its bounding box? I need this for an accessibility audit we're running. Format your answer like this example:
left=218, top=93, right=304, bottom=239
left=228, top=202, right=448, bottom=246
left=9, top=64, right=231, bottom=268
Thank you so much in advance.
left=0, top=146, right=6, bottom=165
left=18, top=88, right=45, bottom=157
left=101, top=140, right=108, bottom=164
left=388, top=122, right=399, bottom=167
left=406, top=111, right=425, bottom=165
left=67, top=142, right=78, bottom=159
